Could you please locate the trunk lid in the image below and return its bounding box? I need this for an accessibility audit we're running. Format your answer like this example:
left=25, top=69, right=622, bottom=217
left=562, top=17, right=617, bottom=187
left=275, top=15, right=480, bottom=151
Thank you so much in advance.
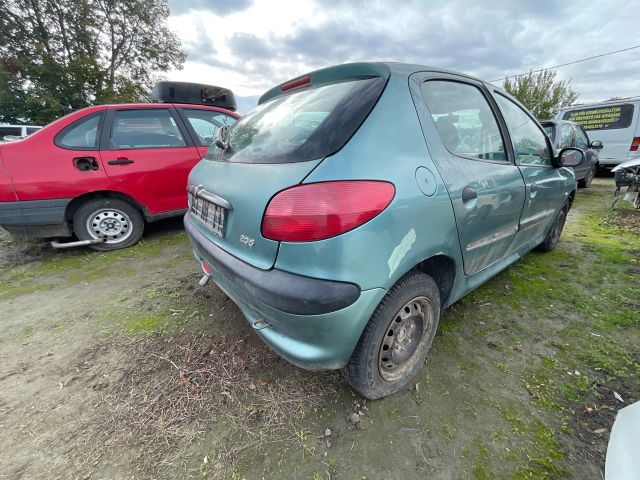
left=187, top=159, right=321, bottom=270
left=187, top=63, right=390, bottom=270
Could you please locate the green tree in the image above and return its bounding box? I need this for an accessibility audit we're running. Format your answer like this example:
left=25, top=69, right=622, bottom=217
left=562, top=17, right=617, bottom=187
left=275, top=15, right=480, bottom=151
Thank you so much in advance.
left=502, top=69, right=578, bottom=120
left=0, top=0, right=186, bottom=124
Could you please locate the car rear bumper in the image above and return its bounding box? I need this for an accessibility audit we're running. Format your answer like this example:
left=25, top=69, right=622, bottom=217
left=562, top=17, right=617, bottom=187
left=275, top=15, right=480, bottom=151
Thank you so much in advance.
left=0, top=198, right=72, bottom=238
left=184, top=213, right=386, bottom=370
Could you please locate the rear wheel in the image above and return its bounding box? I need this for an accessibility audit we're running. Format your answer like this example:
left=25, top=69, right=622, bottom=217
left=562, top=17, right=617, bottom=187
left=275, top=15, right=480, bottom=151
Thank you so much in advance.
left=342, top=271, right=440, bottom=399
left=536, top=203, right=568, bottom=252
left=73, top=198, right=144, bottom=251
left=578, top=166, right=595, bottom=188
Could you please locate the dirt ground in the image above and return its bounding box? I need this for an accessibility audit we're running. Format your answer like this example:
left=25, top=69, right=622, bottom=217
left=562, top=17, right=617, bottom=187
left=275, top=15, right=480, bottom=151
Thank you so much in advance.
left=1, top=178, right=638, bottom=480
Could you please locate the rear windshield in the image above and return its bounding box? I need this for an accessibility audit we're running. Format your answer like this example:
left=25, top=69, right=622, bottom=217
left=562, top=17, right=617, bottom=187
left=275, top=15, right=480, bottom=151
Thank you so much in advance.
left=206, top=77, right=386, bottom=164
left=562, top=104, right=634, bottom=131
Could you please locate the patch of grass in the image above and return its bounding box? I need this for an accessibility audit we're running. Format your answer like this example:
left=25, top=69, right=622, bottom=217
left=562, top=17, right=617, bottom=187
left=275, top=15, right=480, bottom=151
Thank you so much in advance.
left=471, top=444, right=491, bottom=480
left=514, top=421, right=565, bottom=479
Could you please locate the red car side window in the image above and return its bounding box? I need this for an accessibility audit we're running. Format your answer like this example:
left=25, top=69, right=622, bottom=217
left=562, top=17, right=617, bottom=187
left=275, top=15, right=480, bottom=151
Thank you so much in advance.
left=55, top=112, right=103, bottom=150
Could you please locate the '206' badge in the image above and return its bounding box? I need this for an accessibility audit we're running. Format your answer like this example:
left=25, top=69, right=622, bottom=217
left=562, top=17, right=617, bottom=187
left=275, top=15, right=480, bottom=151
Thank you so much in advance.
left=240, top=235, right=255, bottom=247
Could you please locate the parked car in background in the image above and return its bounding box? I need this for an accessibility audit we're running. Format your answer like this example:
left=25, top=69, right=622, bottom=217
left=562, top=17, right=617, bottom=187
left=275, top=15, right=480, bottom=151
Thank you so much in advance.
left=0, top=82, right=239, bottom=250
left=541, top=119, right=602, bottom=188
left=184, top=62, right=584, bottom=399
left=557, top=98, right=640, bottom=171
left=0, top=124, right=42, bottom=142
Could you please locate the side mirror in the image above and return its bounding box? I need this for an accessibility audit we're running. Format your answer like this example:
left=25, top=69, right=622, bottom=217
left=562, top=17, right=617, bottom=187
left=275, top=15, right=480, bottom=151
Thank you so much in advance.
left=556, top=147, right=584, bottom=168
left=590, top=140, right=603, bottom=150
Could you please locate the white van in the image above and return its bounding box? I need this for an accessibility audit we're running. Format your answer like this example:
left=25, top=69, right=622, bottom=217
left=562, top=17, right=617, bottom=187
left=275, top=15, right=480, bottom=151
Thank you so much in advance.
left=557, top=98, right=640, bottom=170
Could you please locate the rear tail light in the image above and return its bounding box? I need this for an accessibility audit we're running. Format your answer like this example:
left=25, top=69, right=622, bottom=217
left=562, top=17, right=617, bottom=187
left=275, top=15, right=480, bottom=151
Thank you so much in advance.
left=630, top=137, right=640, bottom=152
left=262, top=180, right=395, bottom=242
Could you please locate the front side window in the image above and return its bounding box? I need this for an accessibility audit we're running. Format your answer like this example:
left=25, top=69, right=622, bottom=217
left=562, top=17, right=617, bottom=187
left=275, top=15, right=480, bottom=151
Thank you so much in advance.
left=573, top=125, right=589, bottom=149
left=183, top=109, right=236, bottom=146
left=494, top=94, right=552, bottom=166
left=421, top=80, right=506, bottom=162
left=110, top=109, right=186, bottom=149
left=55, top=113, right=103, bottom=149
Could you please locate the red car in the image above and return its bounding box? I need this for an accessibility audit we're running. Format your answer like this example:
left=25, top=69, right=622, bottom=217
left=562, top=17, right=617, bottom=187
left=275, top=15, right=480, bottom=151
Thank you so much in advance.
left=0, top=83, right=239, bottom=250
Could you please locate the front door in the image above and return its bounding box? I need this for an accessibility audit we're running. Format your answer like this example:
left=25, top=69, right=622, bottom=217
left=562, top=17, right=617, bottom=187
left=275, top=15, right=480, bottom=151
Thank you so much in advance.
left=100, top=107, right=201, bottom=214
left=490, top=92, right=568, bottom=251
left=419, top=77, right=526, bottom=275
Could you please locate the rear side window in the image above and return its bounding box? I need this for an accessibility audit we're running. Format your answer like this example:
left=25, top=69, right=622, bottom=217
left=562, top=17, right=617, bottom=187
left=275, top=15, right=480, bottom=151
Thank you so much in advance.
left=494, top=94, right=552, bottom=166
left=183, top=109, right=236, bottom=146
left=55, top=113, right=103, bottom=150
left=422, top=80, right=506, bottom=162
left=562, top=104, right=634, bottom=130
left=207, top=77, right=386, bottom=164
left=110, top=109, right=186, bottom=149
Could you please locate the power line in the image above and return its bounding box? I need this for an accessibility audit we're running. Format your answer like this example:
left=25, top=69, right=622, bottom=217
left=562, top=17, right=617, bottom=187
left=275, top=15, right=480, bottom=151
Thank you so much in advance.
left=489, top=45, right=640, bottom=83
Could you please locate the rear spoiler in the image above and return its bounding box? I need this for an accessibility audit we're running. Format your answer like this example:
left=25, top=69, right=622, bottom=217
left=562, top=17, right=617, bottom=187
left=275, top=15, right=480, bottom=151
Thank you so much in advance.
left=258, top=62, right=391, bottom=105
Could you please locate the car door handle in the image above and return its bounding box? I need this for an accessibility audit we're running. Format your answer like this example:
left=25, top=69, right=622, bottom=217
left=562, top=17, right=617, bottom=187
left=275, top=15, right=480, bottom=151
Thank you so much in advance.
left=73, top=156, right=99, bottom=171
left=462, top=186, right=477, bottom=202
left=108, top=158, right=135, bottom=165
left=529, top=182, right=539, bottom=193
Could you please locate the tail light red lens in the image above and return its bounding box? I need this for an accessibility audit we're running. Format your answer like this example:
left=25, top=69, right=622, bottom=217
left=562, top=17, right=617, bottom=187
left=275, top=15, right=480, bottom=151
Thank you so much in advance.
left=262, top=181, right=395, bottom=242
left=630, top=137, right=640, bottom=152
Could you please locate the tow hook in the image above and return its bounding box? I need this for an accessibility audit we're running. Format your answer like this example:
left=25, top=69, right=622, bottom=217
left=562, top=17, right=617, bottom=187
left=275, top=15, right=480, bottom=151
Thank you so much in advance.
left=199, top=274, right=210, bottom=286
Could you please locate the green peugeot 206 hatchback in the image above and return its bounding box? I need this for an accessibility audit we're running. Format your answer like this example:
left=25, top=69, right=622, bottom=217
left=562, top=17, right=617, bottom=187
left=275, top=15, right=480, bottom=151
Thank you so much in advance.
left=184, top=62, right=584, bottom=399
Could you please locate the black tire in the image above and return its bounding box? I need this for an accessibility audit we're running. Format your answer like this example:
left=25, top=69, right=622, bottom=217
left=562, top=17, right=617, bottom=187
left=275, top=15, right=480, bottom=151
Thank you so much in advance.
left=577, top=166, right=595, bottom=188
left=342, top=271, right=440, bottom=399
left=73, top=198, right=144, bottom=251
left=535, top=203, right=568, bottom=252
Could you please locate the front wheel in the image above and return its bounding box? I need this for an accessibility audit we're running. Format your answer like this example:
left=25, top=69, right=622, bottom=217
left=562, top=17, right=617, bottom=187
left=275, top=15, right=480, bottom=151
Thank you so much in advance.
left=578, top=166, right=595, bottom=188
left=536, top=203, right=568, bottom=252
left=73, top=198, right=144, bottom=251
left=342, top=271, right=440, bottom=399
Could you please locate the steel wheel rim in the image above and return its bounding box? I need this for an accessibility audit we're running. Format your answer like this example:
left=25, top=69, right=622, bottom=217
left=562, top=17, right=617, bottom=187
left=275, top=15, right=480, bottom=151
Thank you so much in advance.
left=86, top=208, right=133, bottom=244
left=378, top=296, right=433, bottom=382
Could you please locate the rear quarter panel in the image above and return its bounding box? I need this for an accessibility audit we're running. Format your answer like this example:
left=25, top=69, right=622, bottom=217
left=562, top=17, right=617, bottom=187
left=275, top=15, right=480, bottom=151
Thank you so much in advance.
left=273, top=73, right=464, bottom=293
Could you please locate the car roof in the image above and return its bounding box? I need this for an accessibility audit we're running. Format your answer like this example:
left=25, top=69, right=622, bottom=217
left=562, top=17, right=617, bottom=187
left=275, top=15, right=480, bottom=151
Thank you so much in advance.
left=63, top=103, right=240, bottom=117
left=259, top=61, right=515, bottom=106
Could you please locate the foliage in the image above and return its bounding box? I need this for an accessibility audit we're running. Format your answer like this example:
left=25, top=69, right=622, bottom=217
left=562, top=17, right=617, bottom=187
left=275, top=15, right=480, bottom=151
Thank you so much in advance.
left=0, top=0, right=186, bottom=124
left=502, top=69, right=578, bottom=120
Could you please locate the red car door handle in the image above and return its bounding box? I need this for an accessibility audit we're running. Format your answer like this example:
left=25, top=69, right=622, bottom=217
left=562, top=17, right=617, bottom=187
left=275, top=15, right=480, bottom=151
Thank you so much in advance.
left=108, top=158, right=135, bottom=165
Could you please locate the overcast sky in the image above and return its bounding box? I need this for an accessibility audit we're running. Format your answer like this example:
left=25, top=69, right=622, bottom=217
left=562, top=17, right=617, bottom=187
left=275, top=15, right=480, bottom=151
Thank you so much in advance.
left=166, top=0, right=640, bottom=113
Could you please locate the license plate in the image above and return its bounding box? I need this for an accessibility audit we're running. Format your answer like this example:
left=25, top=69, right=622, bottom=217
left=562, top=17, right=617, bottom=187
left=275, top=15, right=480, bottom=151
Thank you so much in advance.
left=190, top=196, right=226, bottom=237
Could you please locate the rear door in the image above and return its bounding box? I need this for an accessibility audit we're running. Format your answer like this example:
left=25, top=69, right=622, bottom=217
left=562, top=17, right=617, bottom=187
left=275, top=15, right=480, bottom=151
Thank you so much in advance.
left=420, top=77, right=526, bottom=275
left=492, top=92, right=567, bottom=251
left=99, top=106, right=201, bottom=214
